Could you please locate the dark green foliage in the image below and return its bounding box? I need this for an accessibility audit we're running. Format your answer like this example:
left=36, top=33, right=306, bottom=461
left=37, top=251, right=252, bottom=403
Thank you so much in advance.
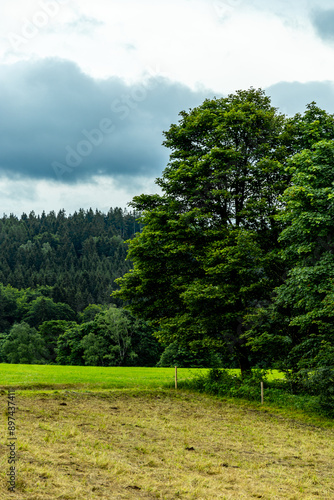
left=0, top=208, right=137, bottom=313
left=285, top=102, right=334, bottom=153
left=38, top=320, right=78, bottom=363
left=0, top=284, right=76, bottom=331
left=306, top=367, right=334, bottom=417
left=0, top=284, right=20, bottom=332
left=182, top=369, right=320, bottom=414
left=275, top=140, right=334, bottom=340
left=246, top=139, right=334, bottom=410
left=54, top=306, right=161, bottom=367
left=0, top=280, right=160, bottom=366
left=157, top=341, right=223, bottom=368
left=3, top=92, right=334, bottom=418
left=56, top=323, right=86, bottom=366
left=79, top=304, right=105, bottom=323
left=23, top=297, right=76, bottom=328
left=125, top=320, right=163, bottom=367
left=80, top=331, right=108, bottom=367
left=0, top=333, right=7, bottom=362
left=91, top=306, right=135, bottom=366
left=115, top=88, right=291, bottom=374
left=0, top=207, right=150, bottom=366
left=283, top=342, right=334, bottom=417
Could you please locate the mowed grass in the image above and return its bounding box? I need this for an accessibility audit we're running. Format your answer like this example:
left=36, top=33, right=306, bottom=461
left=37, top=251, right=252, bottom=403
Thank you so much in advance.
left=0, top=364, right=285, bottom=390
left=1, top=366, right=332, bottom=499
left=0, top=388, right=334, bottom=499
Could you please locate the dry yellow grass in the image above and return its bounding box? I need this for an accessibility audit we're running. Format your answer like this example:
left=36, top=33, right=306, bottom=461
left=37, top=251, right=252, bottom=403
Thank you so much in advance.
left=1, top=389, right=334, bottom=499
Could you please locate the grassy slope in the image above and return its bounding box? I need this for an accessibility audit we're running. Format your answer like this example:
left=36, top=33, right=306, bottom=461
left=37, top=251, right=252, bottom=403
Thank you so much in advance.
left=0, top=389, right=333, bottom=499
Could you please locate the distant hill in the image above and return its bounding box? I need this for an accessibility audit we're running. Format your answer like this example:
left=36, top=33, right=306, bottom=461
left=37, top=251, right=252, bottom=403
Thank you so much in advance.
left=0, top=207, right=139, bottom=311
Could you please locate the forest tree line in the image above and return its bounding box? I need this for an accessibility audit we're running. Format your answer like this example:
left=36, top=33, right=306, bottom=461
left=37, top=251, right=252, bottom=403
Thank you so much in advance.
left=0, top=207, right=214, bottom=367
left=0, top=208, right=160, bottom=366
left=3, top=87, right=334, bottom=396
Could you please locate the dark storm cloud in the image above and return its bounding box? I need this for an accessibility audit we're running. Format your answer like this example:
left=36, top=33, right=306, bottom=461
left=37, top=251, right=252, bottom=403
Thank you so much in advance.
left=311, top=9, right=334, bottom=42
left=266, top=81, right=334, bottom=116
left=0, top=58, right=212, bottom=184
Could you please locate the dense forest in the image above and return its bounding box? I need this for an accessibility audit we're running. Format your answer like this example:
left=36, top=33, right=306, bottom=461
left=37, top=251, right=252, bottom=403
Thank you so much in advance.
left=0, top=207, right=226, bottom=368
left=0, top=208, right=167, bottom=367
left=0, top=207, right=137, bottom=310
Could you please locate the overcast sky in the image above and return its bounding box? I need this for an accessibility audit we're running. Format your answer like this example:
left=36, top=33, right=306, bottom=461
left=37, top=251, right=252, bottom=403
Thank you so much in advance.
left=1, top=0, right=334, bottom=216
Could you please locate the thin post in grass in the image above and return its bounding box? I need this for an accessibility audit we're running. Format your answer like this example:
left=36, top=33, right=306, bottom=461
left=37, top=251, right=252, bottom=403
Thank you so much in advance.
left=175, top=366, right=177, bottom=389
left=261, top=381, right=264, bottom=404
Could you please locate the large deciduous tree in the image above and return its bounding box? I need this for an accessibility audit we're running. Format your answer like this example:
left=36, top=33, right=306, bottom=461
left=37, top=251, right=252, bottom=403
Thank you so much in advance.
left=114, top=88, right=291, bottom=374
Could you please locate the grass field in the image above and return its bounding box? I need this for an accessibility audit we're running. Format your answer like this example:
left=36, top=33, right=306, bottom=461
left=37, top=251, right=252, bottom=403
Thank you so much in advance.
left=0, top=365, right=204, bottom=390
left=0, top=364, right=285, bottom=390
left=0, top=365, right=333, bottom=499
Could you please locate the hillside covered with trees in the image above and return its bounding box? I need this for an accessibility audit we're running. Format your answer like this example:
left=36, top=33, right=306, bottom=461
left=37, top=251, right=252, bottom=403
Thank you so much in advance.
left=0, top=207, right=137, bottom=310
left=0, top=208, right=165, bottom=367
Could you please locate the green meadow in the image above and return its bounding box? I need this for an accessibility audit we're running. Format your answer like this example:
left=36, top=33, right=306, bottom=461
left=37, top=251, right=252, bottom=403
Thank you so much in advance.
left=0, top=364, right=285, bottom=390
left=0, top=364, right=202, bottom=390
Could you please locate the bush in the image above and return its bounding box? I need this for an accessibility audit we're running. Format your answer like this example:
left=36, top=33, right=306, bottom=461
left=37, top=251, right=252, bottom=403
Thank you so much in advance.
left=282, top=342, right=334, bottom=417
left=302, top=367, right=334, bottom=417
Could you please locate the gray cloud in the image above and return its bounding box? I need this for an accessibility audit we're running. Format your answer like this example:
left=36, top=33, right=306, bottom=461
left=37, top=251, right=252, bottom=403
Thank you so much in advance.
left=311, top=8, right=334, bottom=42
left=0, top=58, right=213, bottom=185
left=266, top=80, right=334, bottom=116
left=2, top=58, right=333, bottom=192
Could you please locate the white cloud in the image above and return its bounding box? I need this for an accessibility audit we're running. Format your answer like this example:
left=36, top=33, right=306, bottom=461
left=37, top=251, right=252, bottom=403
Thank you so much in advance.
left=0, top=175, right=161, bottom=217
left=2, top=0, right=334, bottom=92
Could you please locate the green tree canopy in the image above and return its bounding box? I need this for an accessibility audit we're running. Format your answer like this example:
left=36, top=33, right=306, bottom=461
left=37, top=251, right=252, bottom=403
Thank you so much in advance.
left=243, top=104, right=334, bottom=370
left=270, top=140, right=334, bottom=370
left=55, top=306, right=159, bottom=367
left=2, top=322, right=48, bottom=364
left=114, top=88, right=291, bottom=374
left=23, top=296, right=76, bottom=328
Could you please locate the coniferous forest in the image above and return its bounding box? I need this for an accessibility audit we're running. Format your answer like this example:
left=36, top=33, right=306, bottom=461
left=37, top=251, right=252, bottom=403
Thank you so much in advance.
left=0, top=207, right=136, bottom=308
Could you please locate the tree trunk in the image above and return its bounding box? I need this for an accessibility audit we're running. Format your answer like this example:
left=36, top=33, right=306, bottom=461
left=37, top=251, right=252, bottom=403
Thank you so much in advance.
left=237, top=345, right=252, bottom=378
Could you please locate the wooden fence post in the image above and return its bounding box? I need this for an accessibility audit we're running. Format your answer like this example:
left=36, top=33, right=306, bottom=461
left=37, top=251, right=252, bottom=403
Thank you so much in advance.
left=261, top=381, right=264, bottom=404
